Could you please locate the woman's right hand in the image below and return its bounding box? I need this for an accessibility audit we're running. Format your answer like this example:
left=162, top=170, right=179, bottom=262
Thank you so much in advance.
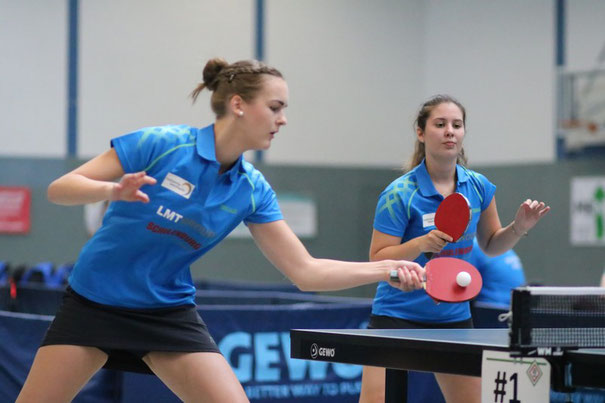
left=387, top=260, right=425, bottom=291
left=111, top=171, right=157, bottom=203
left=419, top=230, right=453, bottom=255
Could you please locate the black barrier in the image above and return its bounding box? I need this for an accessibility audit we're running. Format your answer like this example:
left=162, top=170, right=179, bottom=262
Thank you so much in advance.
left=0, top=284, right=65, bottom=315
left=0, top=285, right=368, bottom=314
left=195, top=278, right=306, bottom=294
left=470, top=301, right=509, bottom=329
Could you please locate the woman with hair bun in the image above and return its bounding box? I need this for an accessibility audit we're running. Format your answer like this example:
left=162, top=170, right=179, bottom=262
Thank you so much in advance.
left=17, top=58, right=424, bottom=403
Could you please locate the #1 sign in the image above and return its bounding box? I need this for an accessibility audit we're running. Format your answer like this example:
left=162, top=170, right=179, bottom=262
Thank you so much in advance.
left=481, top=350, right=550, bottom=403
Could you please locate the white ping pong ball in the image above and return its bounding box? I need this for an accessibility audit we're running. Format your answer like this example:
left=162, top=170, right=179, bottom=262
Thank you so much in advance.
left=456, top=271, right=471, bottom=287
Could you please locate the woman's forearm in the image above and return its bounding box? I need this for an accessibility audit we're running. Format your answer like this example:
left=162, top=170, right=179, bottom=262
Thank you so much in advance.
left=48, top=174, right=116, bottom=205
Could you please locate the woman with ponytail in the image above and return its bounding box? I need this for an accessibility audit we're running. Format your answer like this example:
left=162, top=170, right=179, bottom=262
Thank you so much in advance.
left=359, top=95, right=549, bottom=403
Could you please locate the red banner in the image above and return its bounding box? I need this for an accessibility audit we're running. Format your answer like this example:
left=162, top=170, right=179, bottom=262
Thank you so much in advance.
left=0, top=187, right=31, bottom=234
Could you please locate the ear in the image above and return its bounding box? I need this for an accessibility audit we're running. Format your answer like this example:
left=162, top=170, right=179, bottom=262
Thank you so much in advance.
left=416, top=127, right=425, bottom=143
left=229, top=95, right=244, bottom=116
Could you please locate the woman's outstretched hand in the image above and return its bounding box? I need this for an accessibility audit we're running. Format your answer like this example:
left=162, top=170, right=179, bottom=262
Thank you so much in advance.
left=512, top=199, right=550, bottom=234
left=111, top=172, right=157, bottom=203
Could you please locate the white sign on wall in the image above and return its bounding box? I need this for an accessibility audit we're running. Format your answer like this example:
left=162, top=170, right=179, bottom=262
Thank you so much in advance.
left=570, top=176, right=605, bottom=246
left=229, top=193, right=317, bottom=239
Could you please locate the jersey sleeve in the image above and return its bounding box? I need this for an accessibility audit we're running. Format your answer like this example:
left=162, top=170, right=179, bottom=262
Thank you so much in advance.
left=243, top=172, right=283, bottom=224
left=468, top=170, right=497, bottom=211
left=111, top=130, right=153, bottom=174
left=110, top=125, right=193, bottom=175
left=373, top=182, right=409, bottom=237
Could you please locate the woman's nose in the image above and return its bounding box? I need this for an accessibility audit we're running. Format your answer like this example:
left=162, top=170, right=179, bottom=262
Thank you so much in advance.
left=278, top=114, right=287, bottom=126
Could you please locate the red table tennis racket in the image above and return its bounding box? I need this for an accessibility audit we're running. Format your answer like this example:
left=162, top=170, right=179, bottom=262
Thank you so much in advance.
left=390, top=257, right=482, bottom=303
left=425, top=192, right=472, bottom=259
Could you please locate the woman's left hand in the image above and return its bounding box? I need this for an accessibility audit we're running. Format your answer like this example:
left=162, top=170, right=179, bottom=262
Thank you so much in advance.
left=513, top=199, right=550, bottom=234
left=111, top=171, right=157, bottom=203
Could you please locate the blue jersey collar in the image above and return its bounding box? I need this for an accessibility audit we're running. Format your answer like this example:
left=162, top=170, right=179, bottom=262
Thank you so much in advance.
left=456, top=163, right=470, bottom=184
left=196, top=124, right=217, bottom=161
left=416, top=159, right=470, bottom=198
left=196, top=124, right=244, bottom=181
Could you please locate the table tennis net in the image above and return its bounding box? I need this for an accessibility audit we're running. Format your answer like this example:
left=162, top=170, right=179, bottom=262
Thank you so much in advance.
left=509, top=286, right=605, bottom=351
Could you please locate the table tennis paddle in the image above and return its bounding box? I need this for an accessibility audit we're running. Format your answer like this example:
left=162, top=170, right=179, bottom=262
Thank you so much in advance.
left=390, top=257, right=482, bottom=303
left=425, top=192, right=472, bottom=259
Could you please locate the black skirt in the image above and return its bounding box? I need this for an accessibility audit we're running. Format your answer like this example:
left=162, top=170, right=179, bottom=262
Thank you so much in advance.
left=41, top=287, right=220, bottom=374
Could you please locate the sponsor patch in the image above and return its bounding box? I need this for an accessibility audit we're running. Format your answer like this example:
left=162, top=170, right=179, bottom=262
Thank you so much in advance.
left=422, top=213, right=435, bottom=228
left=161, top=173, right=195, bottom=199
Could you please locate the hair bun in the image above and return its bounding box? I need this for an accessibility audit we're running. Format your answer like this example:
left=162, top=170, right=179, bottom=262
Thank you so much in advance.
left=203, top=58, right=229, bottom=91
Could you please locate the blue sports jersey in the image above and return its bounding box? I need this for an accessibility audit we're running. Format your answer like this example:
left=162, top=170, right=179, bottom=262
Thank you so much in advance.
left=69, top=124, right=283, bottom=308
left=468, top=238, right=525, bottom=307
left=372, top=160, right=496, bottom=323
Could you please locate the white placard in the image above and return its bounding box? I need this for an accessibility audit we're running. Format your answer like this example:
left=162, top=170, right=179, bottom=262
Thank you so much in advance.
left=570, top=176, right=605, bottom=246
left=229, top=193, right=317, bottom=239
left=481, top=350, right=550, bottom=403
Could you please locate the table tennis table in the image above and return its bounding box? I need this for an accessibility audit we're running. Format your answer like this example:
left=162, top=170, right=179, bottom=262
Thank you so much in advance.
left=290, top=328, right=605, bottom=403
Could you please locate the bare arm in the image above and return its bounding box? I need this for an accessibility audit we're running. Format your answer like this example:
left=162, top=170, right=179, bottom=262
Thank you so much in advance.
left=47, top=148, right=156, bottom=205
left=369, top=229, right=453, bottom=262
left=477, top=197, right=550, bottom=256
left=248, top=220, right=424, bottom=292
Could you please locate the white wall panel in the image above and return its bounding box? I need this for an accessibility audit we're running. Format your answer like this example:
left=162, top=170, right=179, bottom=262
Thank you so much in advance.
left=265, top=0, right=424, bottom=167
left=3, top=1, right=603, bottom=165
left=423, top=0, right=555, bottom=165
left=0, top=0, right=67, bottom=157
left=79, top=0, right=254, bottom=157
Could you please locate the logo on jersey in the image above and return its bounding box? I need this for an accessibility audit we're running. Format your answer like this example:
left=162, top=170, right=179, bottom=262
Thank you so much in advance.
left=161, top=173, right=195, bottom=199
left=157, top=205, right=183, bottom=223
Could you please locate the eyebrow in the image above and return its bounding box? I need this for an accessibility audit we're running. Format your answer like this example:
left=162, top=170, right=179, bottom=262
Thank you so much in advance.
left=433, top=117, right=463, bottom=122
left=272, top=100, right=288, bottom=107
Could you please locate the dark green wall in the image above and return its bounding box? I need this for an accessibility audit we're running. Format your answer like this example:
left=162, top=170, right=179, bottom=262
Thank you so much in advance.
left=1, top=157, right=604, bottom=298
left=0, top=158, right=88, bottom=266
